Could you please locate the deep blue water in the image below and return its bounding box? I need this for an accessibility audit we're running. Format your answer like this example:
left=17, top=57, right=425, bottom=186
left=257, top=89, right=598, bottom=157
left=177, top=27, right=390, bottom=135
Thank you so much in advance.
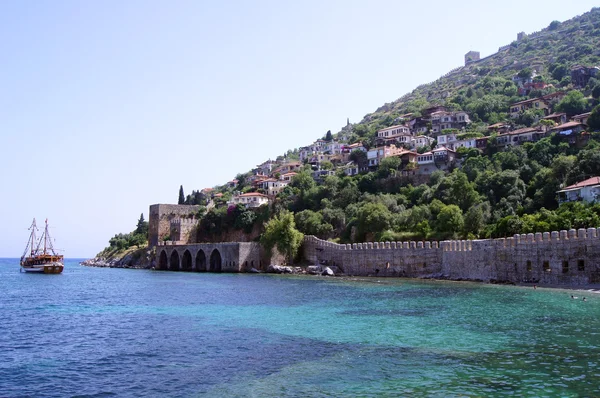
left=1, top=258, right=600, bottom=397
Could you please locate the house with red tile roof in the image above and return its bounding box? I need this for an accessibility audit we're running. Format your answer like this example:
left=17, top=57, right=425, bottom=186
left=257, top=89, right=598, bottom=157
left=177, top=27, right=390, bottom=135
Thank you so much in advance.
left=557, top=177, right=600, bottom=204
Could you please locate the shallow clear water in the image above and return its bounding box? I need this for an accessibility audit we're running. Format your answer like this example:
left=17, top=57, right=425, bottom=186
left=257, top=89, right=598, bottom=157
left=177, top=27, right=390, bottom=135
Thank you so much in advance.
left=1, top=258, right=599, bottom=397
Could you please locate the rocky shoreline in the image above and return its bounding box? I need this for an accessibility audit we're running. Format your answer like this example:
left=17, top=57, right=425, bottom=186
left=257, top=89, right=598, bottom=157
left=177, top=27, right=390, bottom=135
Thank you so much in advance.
left=80, top=247, right=153, bottom=269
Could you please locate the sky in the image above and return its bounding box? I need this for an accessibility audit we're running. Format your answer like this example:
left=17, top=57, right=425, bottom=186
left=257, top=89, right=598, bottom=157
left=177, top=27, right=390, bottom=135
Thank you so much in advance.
left=1, top=0, right=598, bottom=258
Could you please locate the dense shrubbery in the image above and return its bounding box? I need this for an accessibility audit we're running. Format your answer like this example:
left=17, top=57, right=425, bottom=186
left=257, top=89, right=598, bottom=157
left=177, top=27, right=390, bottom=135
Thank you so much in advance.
left=103, top=214, right=148, bottom=253
left=196, top=203, right=270, bottom=239
left=256, top=135, right=600, bottom=243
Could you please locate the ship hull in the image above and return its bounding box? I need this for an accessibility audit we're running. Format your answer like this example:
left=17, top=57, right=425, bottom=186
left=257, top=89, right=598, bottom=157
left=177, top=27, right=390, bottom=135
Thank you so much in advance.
left=21, top=262, right=64, bottom=274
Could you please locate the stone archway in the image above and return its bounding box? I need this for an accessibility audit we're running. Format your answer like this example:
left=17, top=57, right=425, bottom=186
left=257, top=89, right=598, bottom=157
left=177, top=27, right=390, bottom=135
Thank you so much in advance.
left=158, top=250, right=168, bottom=270
left=170, top=250, right=180, bottom=271
left=196, top=250, right=207, bottom=272
left=182, top=250, right=192, bottom=272
left=209, top=249, right=222, bottom=272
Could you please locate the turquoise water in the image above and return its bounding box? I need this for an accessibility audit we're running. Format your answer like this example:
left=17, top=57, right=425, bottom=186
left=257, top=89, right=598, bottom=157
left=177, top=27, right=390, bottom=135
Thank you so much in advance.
left=1, top=258, right=599, bottom=397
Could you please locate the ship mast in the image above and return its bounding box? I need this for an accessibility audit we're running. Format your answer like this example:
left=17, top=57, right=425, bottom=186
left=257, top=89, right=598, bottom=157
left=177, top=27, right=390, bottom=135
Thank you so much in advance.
left=44, top=219, right=56, bottom=255
left=21, top=218, right=38, bottom=260
left=44, top=219, right=48, bottom=255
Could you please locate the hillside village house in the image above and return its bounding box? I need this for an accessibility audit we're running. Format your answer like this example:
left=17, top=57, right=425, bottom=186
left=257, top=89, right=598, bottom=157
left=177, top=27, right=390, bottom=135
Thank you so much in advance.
left=430, top=111, right=471, bottom=133
left=437, top=133, right=457, bottom=147
left=557, top=177, right=600, bottom=203
left=476, top=136, right=489, bottom=150
left=377, top=124, right=412, bottom=139
left=312, top=169, right=335, bottom=181
left=510, top=97, right=549, bottom=118
left=228, top=192, right=270, bottom=208
left=343, top=142, right=367, bottom=153
left=259, top=178, right=289, bottom=196
left=255, top=160, right=276, bottom=175
left=280, top=172, right=297, bottom=182
left=416, top=147, right=456, bottom=174
left=551, top=121, right=588, bottom=147
left=573, top=112, right=591, bottom=125
left=273, top=162, right=301, bottom=175
left=543, top=112, right=568, bottom=125
left=496, top=127, right=546, bottom=147
left=509, top=92, right=566, bottom=119
left=487, top=123, right=510, bottom=134
left=367, top=145, right=402, bottom=167
left=389, top=148, right=418, bottom=166
left=323, top=141, right=343, bottom=155
left=570, top=65, right=599, bottom=88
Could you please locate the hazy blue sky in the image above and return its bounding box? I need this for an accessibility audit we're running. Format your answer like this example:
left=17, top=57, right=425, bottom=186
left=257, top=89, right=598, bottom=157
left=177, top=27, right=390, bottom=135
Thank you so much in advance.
left=1, top=0, right=597, bottom=257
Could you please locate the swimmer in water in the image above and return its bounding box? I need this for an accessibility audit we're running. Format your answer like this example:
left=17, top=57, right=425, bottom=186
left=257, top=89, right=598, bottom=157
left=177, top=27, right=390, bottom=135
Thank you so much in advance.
left=583, top=297, right=587, bottom=302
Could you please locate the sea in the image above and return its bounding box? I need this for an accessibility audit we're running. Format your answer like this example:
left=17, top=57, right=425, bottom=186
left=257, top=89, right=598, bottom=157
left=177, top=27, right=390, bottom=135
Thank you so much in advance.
left=1, top=258, right=599, bottom=397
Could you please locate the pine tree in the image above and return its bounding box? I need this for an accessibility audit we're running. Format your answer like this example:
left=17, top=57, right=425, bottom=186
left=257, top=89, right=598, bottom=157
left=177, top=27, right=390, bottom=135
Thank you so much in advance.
left=178, top=185, right=185, bottom=204
left=135, top=213, right=148, bottom=236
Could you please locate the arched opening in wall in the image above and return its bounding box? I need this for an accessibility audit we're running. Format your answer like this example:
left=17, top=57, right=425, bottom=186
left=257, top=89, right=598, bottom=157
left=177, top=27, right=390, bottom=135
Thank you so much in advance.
left=182, top=250, right=192, bottom=272
left=526, top=260, right=532, bottom=272
left=158, top=250, right=168, bottom=270
left=562, top=260, right=569, bottom=274
left=170, top=250, right=180, bottom=271
left=543, top=261, right=550, bottom=272
left=195, top=250, right=206, bottom=272
left=578, top=259, right=585, bottom=271
left=209, top=249, right=222, bottom=272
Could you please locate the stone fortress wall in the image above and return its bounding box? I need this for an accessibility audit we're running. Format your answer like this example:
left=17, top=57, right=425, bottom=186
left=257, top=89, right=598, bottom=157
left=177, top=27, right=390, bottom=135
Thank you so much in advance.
left=155, top=241, right=262, bottom=272
left=304, top=228, right=600, bottom=286
left=149, top=204, right=200, bottom=246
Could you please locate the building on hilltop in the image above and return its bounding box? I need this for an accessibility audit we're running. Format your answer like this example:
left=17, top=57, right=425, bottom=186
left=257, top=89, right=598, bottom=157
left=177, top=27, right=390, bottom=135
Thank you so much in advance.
left=557, top=177, right=600, bottom=204
left=464, top=51, right=480, bottom=65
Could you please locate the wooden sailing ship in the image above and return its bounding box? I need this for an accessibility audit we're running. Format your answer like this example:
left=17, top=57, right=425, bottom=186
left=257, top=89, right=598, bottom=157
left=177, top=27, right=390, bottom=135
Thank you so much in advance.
left=20, top=218, right=64, bottom=274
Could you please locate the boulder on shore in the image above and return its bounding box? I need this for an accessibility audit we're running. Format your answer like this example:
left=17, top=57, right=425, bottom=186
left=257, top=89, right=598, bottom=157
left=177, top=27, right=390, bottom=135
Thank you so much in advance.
left=267, top=264, right=294, bottom=274
left=307, top=265, right=322, bottom=275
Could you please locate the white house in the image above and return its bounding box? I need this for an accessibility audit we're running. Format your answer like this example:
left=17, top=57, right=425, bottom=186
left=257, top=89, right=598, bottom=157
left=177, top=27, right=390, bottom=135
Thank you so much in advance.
left=416, top=151, right=434, bottom=165
left=228, top=192, right=271, bottom=208
left=259, top=179, right=289, bottom=196
left=557, top=177, right=600, bottom=203
left=437, top=133, right=457, bottom=147
left=377, top=124, right=412, bottom=139
left=413, top=136, right=434, bottom=149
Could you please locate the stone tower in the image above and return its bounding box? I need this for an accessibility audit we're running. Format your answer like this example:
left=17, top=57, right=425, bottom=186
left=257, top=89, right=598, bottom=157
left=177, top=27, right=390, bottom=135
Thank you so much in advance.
left=464, top=51, right=480, bottom=65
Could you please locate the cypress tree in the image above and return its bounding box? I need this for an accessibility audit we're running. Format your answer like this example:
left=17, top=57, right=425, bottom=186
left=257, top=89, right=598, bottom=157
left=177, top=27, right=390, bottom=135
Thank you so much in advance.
left=178, top=185, right=185, bottom=204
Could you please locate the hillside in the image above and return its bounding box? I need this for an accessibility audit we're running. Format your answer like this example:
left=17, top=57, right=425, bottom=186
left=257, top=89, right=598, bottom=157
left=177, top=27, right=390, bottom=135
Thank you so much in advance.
left=95, top=8, right=600, bottom=261
left=347, top=8, right=600, bottom=138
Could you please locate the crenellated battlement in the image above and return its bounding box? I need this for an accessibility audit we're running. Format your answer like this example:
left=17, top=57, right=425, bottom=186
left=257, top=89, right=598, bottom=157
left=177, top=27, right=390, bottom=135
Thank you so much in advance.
left=306, top=227, right=600, bottom=252
left=303, top=227, right=600, bottom=285
left=170, top=218, right=198, bottom=226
